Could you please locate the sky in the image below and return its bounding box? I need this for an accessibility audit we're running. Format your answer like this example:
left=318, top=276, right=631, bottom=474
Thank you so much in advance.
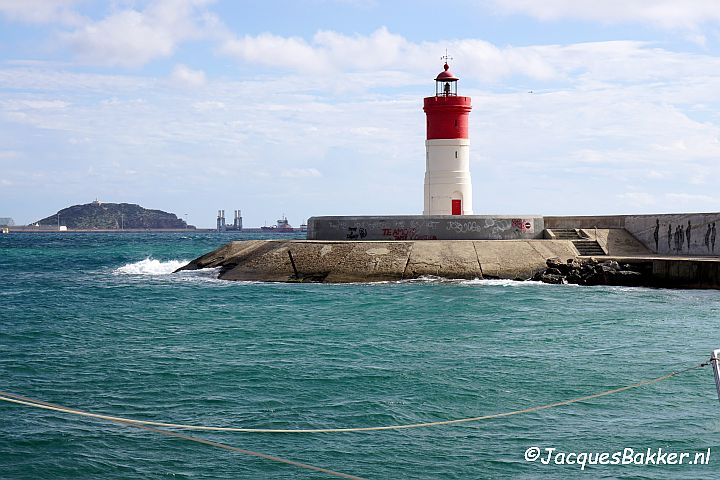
left=2, top=1, right=720, bottom=228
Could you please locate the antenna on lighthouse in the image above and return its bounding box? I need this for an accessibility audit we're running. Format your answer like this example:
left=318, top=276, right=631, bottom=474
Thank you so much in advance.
left=434, top=53, right=459, bottom=97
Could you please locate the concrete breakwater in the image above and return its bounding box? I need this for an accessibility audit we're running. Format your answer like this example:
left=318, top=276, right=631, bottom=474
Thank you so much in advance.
left=177, top=239, right=578, bottom=282
left=179, top=239, right=720, bottom=288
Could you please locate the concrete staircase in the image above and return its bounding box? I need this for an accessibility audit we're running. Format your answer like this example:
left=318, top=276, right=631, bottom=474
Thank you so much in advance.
left=572, top=239, right=606, bottom=256
left=548, top=228, right=606, bottom=256
left=551, top=228, right=582, bottom=240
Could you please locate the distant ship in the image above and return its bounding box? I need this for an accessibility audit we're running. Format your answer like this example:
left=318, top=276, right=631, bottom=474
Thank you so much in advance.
left=261, top=215, right=295, bottom=233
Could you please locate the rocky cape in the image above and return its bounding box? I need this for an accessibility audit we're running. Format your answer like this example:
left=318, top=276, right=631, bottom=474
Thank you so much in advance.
left=35, top=202, right=190, bottom=230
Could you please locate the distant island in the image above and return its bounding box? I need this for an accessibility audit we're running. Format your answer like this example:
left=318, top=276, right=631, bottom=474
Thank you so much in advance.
left=34, top=201, right=192, bottom=230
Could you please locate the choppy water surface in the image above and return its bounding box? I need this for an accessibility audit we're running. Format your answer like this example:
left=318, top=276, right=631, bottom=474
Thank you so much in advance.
left=1, top=232, right=719, bottom=479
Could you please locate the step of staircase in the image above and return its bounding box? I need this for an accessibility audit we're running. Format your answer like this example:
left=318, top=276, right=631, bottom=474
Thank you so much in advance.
left=573, top=239, right=606, bottom=256
left=549, top=228, right=582, bottom=239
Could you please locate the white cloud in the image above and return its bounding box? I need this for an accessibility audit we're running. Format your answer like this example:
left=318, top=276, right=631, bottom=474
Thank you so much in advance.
left=218, top=28, right=720, bottom=87
left=665, top=193, right=719, bottom=204
left=61, top=0, right=214, bottom=67
left=21, top=99, right=70, bottom=109
left=193, top=100, right=225, bottom=111
left=4, top=30, right=720, bottom=223
left=491, top=0, right=720, bottom=30
left=219, top=27, right=557, bottom=83
left=171, top=64, right=206, bottom=87
left=68, top=136, right=90, bottom=145
left=685, top=32, right=707, bottom=47
left=221, top=33, right=327, bottom=72
left=313, top=27, right=411, bottom=70
left=281, top=168, right=322, bottom=178
left=617, top=192, right=656, bottom=206
left=0, top=0, right=84, bottom=26
left=0, top=150, right=20, bottom=159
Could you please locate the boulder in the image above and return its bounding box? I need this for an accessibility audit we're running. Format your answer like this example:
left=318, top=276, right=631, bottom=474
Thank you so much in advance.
left=540, top=273, right=567, bottom=284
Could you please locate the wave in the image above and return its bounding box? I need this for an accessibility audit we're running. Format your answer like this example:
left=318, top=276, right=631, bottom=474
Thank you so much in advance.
left=461, top=278, right=553, bottom=287
left=114, top=258, right=188, bottom=275
left=398, top=276, right=551, bottom=286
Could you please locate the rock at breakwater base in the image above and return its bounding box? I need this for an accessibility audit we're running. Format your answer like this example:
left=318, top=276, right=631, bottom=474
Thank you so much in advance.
left=176, top=239, right=579, bottom=283
left=532, top=258, right=649, bottom=287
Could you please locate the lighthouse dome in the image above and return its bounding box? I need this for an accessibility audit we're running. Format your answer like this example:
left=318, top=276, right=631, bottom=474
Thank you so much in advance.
left=435, top=63, right=458, bottom=81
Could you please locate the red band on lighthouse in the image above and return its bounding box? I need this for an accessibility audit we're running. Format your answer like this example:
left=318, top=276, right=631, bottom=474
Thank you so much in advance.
left=423, top=96, right=471, bottom=140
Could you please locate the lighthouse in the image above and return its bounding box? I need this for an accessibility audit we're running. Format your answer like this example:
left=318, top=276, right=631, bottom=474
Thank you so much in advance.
left=423, top=61, right=473, bottom=215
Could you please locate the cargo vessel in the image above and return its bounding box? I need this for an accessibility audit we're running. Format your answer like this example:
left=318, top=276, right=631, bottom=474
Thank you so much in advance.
left=261, top=216, right=295, bottom=233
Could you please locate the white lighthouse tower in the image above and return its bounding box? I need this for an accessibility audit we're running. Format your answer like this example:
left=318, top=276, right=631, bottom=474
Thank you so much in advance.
left=423, top=60, right=473, bottom=215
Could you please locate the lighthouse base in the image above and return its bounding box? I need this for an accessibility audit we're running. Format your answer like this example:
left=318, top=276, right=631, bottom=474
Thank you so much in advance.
left=307, top=215, right=543, bottom=241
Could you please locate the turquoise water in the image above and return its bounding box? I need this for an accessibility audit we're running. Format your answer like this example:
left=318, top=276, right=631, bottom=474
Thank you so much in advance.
left=1, top=232, right=719, bottom=479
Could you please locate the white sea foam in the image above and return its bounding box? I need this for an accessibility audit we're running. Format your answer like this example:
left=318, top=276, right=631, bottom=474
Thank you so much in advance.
left=402, top=275, right=461, bottom=284
left=401, top=276, right=545, bottom=286
left=394, top=276, right=548, bottom=286
left=114, top=258, right=188, bottom=275
left=461, top=278, right=552, bottom=287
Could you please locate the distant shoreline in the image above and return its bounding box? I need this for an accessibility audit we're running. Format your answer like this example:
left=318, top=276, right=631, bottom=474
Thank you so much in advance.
left=3, top=226, right=305, bottom=234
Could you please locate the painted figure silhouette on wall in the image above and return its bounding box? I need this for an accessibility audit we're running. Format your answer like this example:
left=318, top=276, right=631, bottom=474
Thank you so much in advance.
left=712, top=222, right=717, bottom=253
left=686, top=220, right=691, bottom=251
left=653, top=219, right=659, bottom=252
left=667, top=224, right=672, bottom=252
left=706, top=223, right=712, bottom=252
left=679, top=225, right=685, bottom=252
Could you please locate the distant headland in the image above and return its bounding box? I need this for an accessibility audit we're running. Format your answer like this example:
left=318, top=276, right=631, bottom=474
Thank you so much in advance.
left=32, top=200, right=192, bottom=230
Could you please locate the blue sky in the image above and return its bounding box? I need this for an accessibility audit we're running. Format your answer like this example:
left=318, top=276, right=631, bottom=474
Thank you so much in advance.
left=2, top=1, right=720, bottom=228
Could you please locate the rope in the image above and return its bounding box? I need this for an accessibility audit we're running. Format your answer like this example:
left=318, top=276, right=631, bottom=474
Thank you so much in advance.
left=1, top=361, right=708, bottom=479
left=0, top=361, right=707, bottom=434
left=0, top=391, right=363, bottom=479
left=108, top=421, right=363, bottom=479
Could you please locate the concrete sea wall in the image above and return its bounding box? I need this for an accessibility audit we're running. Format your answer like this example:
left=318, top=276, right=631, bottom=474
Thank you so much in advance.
left=179, top=239, right=577, bottom=283
left=180, top=239, right=720, bottom=287
left=545, top=213, right=720, bottom=257
left=307, top=215, right=544, bottom=241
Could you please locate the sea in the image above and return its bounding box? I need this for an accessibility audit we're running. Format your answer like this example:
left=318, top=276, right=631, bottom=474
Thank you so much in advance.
left=1, top=232, right=719, bottom=479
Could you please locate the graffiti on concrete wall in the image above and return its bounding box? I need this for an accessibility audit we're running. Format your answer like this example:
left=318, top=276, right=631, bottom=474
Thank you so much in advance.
left=346, top=227, right=368, bottom=240
left=511, top=219, right=535, bottom=233
left=629, top=214, right=718, bottom=256
left=309, top=216, right=544, bottom=241
left=706, top=222, right=717, bottom=253
left=654, top=218, right=716, bottom=253
left=380, top=228, right=437, bottom=241
left=446, top=221, right=487, bottom=234
left=446, top=218, right=535, bottom=236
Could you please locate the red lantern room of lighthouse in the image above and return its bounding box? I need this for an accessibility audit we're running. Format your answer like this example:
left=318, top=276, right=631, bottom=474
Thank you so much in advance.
left=423, top=61, right=473, bottom=216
